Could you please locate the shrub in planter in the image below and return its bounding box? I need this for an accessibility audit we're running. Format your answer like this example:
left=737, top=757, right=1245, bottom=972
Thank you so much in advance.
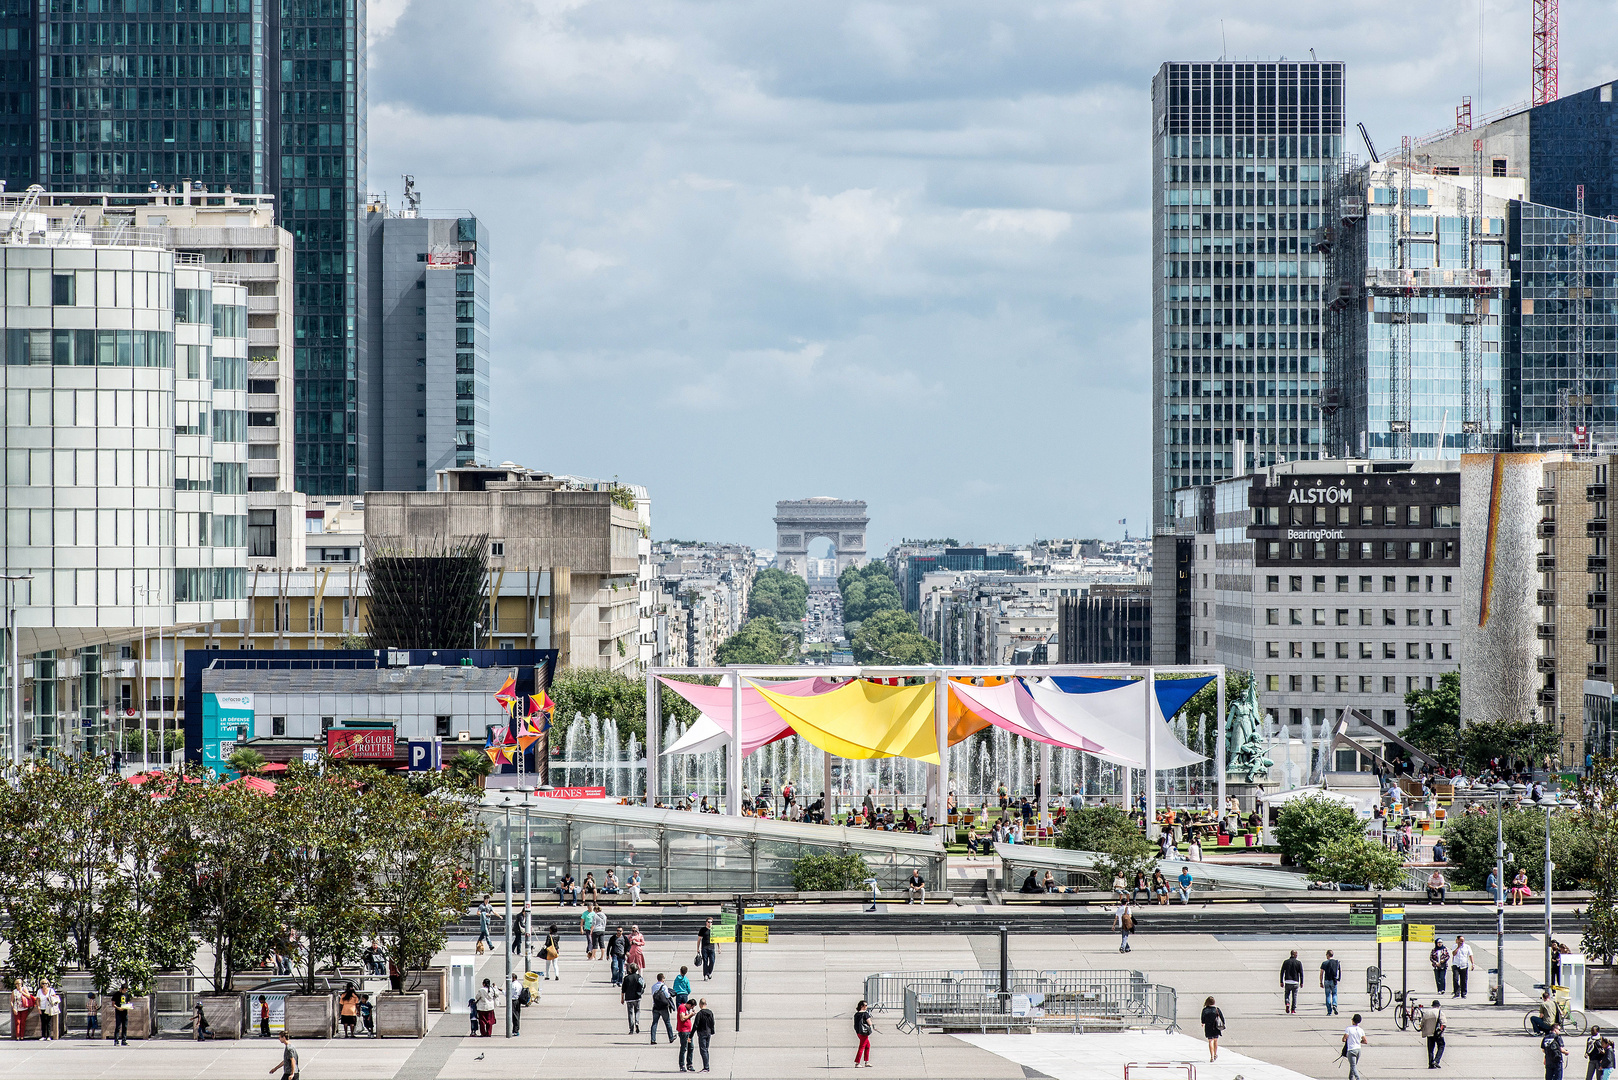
left=790, top=852, right=870, bottom=891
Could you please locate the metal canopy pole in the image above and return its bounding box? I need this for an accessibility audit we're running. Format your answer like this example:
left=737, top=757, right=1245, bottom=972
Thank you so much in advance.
left=1144, top=668, right=1158, bottom=828
left=1038, top=742, right=1051, bottom=827
left=932, top=670, right=948, bottom=827
left=728, top=671, right=743, bottom=816
left=1215, top=666, right=1227, bottom=812
left=644, top=674, right=659, bottom=806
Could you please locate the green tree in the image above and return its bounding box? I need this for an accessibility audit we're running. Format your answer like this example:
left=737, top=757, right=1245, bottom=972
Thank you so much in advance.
left=1403, top=671, right=1462, bottom=763
left=1053, top=805, right=1158, bottom=885
left=839, top=563, right=904, bottom=624
left=446, top=749, right=495, bottom=791
left=790, top=852, right=870, bottom=891
left=746, top=568, right=808, bottom=624
left=1575, top=759, right=1618, bottom=964
left=279, top=759, right=374, bottom=993
left=716, top=616, right=797, bottom=665
left=364, top=772, right=486, bottom=975
left=227, top=748, right=267, bottom=776
left=852, top=609, right=939, bottom=664
left=1439, top=805, right=1593, bottom=890
left=547, top=668, right=704, bottom=754
left=1275, top=794, right=1365, bottom=868
left=1307, top=836, right=1408, bottom=889
left=1459, top=718, right=1560, bottom=772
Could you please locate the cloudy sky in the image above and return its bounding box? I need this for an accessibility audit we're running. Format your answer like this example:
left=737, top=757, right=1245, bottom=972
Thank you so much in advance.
left=367, top=1, right=1617, bottom=551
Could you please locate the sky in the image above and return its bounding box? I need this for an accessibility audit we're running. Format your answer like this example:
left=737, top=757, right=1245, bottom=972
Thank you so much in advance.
left=366, top=0, right=1618, bottom=552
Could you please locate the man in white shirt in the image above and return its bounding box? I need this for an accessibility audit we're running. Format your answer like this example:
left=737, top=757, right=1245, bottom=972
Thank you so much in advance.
left=1343, top=1014, right=1370, bottom=1080
left=1450, top=936, right=1474, bottom=999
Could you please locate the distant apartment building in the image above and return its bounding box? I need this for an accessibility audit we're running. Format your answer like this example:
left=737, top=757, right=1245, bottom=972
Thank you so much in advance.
left=897, top=546, right=1026, bottom=611
left=654, top=541, right=757, bottom=667
left=1163, top=459, right=1461, bottom=762
left=1057, top=585, right=1153, bottom=665
left=1150, top=60, right=1346, bottom=529
left=364, top=184, right=491, bottom=491
left=920, top=572, right=1145, bottom=665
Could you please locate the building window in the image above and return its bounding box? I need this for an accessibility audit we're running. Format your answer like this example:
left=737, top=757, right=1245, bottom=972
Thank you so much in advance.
left=1336, top=609, right=1349, bottom=626
left=1311, top=609, right=1325, bottom=626
left=1492, top=157, right=1507, bottom=177
left=1312, top=642, right=1326, bottom=659
left=1406, top=643, right=1420, bottom=659
left=52, top=273, right=75, bottom=305
left=1360, top=643, right=1373, bottom=659
left=1266, top=642, right=1280, bottom=658
left=436, top=715, right=452, bottom=737
left=1312, top=575, right=1326, bottom=593
left=1384, top=643, right=1397, bottom=660
left=1290, top=575, right=1303, bottom=592
left=1383, top=676, right=1396, bottom=693
left=1266, top=609, right=1280, bottom=625
left=1289, top=642, right=1303, bottom=659
left=1336, top=675, right=1349, bottom=693
left=1442, top=576, right=1454, bottom=592
left=1359, top=575, right=1372, bottom=592
left=1290, top=675, right=1303, bottom=692
left=1311, top=675, right=1325, bottom=692
left=490, top=541, right=505, bottom=557
left=1383, top=609, right=1396, bottom=626
left=1335, top=642, right=1349, bottom=659
left=1267, top=575, right=1280, bottom=592
left=1442, top=643, right=1453, bottom=660
left=1384, top=505, right=1398, bottom=525
left=1266, top=674, right=1281, bottom=692
left=1289, top=609, right=1302, bottom=625
left=1406, top=609, right=1419, bottom=626
left=1359, top=609, right=1372, bottom=625
left=248, top=510, right=276, bottom=558
left=1336, top=575, right=1349, bottom=592
left=272, top=716, right=286, bottom=736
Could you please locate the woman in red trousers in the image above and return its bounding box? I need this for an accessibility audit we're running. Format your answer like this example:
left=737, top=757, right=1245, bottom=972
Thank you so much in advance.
left=854, top=1000, right=873, bottom=1067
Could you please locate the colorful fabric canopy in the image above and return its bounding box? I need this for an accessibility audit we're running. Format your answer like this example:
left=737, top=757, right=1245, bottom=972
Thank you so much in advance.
left=751, top=679, right=943, bottom=763
left=947, top=679, right=1108, bottom=753
left=659, top=676, right=836, bottom=757
left=1050, top=675, right=1214, bottom=719
left=1022, top=678, right=1206, bottom=770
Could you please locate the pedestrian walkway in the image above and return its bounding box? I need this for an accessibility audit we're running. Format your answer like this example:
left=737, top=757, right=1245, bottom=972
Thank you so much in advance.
left=958, top=1031, right=1314, bottom=1080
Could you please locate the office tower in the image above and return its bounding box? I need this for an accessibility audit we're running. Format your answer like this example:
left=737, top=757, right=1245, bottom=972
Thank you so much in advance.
left=12, top=0, right=366, bottom=496
left=1321, top=162, right=1516, bottom=459
left=363, top=182, right=490, bottom=491
left=0, top=198, right=247, bottom=754
left=1150, top=62, right=1346, bottom=529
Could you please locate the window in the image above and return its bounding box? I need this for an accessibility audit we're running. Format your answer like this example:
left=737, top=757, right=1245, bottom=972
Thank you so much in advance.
left=1290, top=642, right=1303, bottom=659
left=1290, top=675, right=1303, bottom=692
left=1383, top=643, right=1397, bottom=660
left=1406, top=576, right=1419, bottom=593
left=1409, top=542, right=1423, bottom=560
left=1290, top=575, right=1303, bottom=592
left=272, top=716, right=286, bottom=736
left=1312, top=675, right=1325, bottom=692
left=1360, top=506, right=1375, bottom=525
left=1442, top=609, right=1452, bottom=626
left=1492, top=157, right=1507, bottom=177
left=1434, top=505, right=1459, bottom=528
left=1267, top=542, right=1281, bottom=559
left=1384, top=505, right=1398, bottom=525
left=1442, top=643, right=1452, bottom=660
left=1335, top=609, right=1349, bottom=626
left=52, top=273, right=75, bottom=305
left=1336, top=675, right=1349, bottom=693
left=1383, top=676, right=1396, bottom=694
left=248, top=378, right=277, bottom=395
left=1424, top=610, right=1434, bottom=626
left=1383, top=576, right=1396, bottom=592
left=1383, top=609, right=1396, bottom=626
left=1359, top=575, right=1372, bottom=593
left=1312, top=575, right=1325, bottom=592
left=1312, top=609, right=1326, bottom=626
left=1266, top=575, right=1280, bottom=592
left=1359, top=643, right=1373, bottom=660
left=1266, top=675, right=1280, bottom=692
left=1359, top=609, right=1372, bottom=625
left=1336, top=643, right=1350, bottom=659
left=1266, top=609, right=1280, bottom=625
left=1312, top=642, right=1326, bottom=659
left=247, top=412, right=277, bottom=426
left=490, top=541, right=505, bottom=557
left=321, top=716, right=335, bottom=731
left=1338, top=507, right=1352, bottom=525
left=1336, top=575, right=1349, bottom=592
left=436, top=715, right=452, bottom=737
left=1336, top=542, right=1350, bottom=560
left=1289, top=609, right=1303, bottom=625
left=1266, top=642, right=1280, bottom=658
left=1406, top=643, right=1420, bottom=659
left=1407, top=506, right=1421, bottom=526
left=1406, top=609, right=1420, bottom=626
left=248, top=509, right=276, bottom=558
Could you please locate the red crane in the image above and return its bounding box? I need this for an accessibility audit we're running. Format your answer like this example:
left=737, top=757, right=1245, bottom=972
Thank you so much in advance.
left=1533, top=0, right=1558, bottom=107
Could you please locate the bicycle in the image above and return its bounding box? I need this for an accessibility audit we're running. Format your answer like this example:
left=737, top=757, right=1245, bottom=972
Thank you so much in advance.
left=1393, top=990, right=1424, bottom=1032
left=1523, top=984, right=1585, bottom=1036
left=1366, top=966, right=1392, bottom=1012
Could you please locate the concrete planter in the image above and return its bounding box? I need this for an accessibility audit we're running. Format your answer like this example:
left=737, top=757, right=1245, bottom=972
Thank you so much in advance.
left=1587, top=965, right=1618, bottom=1010
left=402, top=968, right=447, bottom=1011
left=196, top=994, right=245, bottom=1039
left=282, top=994, right=335, bottom=1039
left=98, top=996, right=152, bottom=1040
left=375, top=992, right=428, bottom=1037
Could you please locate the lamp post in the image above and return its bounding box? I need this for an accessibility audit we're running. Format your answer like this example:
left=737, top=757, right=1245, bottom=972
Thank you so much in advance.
left=502, top=793, right=513, bottom=1036
left=1491, top=781, right=1510, bottom=1007
left=135, top=585, right=149, bottom=773
left=1544, top=798, right=1555, bottom=990
left=523, top=788, right=533, bottom=975
left=2, top=573, right=33, bottom=768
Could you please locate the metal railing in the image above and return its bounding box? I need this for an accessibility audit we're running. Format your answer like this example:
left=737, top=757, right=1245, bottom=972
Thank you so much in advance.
left=885, top=969, right=1176, bottom=1035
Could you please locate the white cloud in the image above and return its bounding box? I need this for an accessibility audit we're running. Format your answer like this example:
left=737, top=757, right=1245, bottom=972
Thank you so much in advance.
left=961, top=208, right=1072, bottom=241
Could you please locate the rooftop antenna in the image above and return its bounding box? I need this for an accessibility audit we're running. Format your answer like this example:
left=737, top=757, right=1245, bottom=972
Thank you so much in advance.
left=1310, top=48, right=1317, bottom=62
left=1221, top=21, right=1227, bottom=60
left=401, top=174, right=421, bottom=219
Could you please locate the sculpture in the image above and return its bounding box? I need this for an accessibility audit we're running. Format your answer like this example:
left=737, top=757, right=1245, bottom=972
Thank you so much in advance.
left=1225, top=674, right=1274, bottom=783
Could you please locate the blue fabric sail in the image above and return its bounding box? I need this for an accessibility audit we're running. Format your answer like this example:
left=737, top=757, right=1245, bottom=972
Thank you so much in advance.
left=1047, top=675, right=1215, bottom=720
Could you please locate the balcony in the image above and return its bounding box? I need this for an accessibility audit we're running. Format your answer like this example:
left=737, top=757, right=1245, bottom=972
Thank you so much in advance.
left=1537, top=555, right=1557, bottom=572
left=1590, top=484, right=1608, bottom=502
left=1591, top=663, right=1610, bottom=680
left=1537, top=656, right=1558, bottom=674
left=1537, top=688, right=1559, bottom=707
left=1537, top=520, right=1557, bottom=538
left=1538, top=589, right=1558, bottom=606
left=1591, top=591, right=1608, bottom=609
left=1591, top=556, right=1609, bottom=573
left=1536, top=623, right=1558, bottom=640
left=1538, top=487, right=1558, bottom=506
left=247, top=294, right=279, bottom=315
left=247, top=327, right=279, bottom=348
left=1589, top=626, right=1610, bottom=645
left=1591, top=519, right=1610, bottom=538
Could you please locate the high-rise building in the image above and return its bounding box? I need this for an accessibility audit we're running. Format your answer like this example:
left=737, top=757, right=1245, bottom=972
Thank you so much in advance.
left=363, top=183, right=490, bottom=491
left=1150, top=62, right=1346, bottom=529
left=8, top=0, right=366, bottom=496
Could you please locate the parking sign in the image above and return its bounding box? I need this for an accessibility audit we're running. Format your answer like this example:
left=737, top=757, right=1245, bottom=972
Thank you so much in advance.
left=408, top=739, right=441, bottom=772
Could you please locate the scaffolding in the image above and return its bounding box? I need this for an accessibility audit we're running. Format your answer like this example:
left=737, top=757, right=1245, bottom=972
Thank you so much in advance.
left=1387, top=136, right=1414, bottom=460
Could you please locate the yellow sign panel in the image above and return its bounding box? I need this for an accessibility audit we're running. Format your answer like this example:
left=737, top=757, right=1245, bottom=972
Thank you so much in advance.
left=741, top=924, right=770, bottom=944
left=1408, top=924, right=1435, bottom=942
left=710, top=926, right=735, bottom=944
left=1376, top=924, right=1402, bottom=942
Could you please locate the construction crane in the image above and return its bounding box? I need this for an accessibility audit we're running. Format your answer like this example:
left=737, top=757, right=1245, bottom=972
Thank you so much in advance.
left=1357, top=122, right=1380, bottom=164
left=5, top=184, right=43, bottom=246
left=1389, top=137, right=1414, bottom=460
left=1533, top=0, right=1558, bottom=107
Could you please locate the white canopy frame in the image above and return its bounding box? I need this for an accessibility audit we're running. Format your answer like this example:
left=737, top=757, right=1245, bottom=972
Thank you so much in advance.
left=645, top=663, right=1228, bottom=828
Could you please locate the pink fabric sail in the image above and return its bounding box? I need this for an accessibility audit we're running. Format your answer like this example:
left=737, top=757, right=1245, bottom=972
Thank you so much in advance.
left=947, top=679, right=1109, bottom=754
left=657, top=676, right=841, bottom=757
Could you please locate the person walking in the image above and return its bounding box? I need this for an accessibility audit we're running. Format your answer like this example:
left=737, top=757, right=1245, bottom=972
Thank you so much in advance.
left=513, top=903, right=530, bottom=956
left=84, top=992, right=101, bottom=1041
left=1343, top=1014, right=1369, bottom=1080
left=1450, top=936, right=1474, bottom=999
left=268, top=1033, right=299, bottom=1080
left=258, top=994, right=271, bottom=1038
left=1114, top=899, right=1134, bottom=953
left=1280, top=950, right=1304, bottom=1014
left=475, top=896, right=494, bottom=953
left=608, top=926, right=628, bottom=986
left=36, top=981, right=60, bottom=1041
left=542, top=923, right=562, bottom=981
left=580, top=905, right=596, bottom=960
left=1430, top=939, right=1450, bottom=995
left=621, top=964, right=645, bottom=1034
left=1200, top=996, right=1225, bottom=1062
left=676, top=998, right=696, bottom=1071
left=854, top=998, right=874, bottom=1067
left=650, top=973, right=676, bottom=1044
left=1320, top=949, right=1342, bottom=1016
left=693, top=998, right=715, bottom=1073
left=1421, top=999, right=1446, bottom=1069
left=1545, top=1024, right=1570, bottom=1080
left=1586, top=1028, right=1611, bottom=1080
left=111, top=985, right=132, bottom=1045
left=627, top=925, right=648, bottom=971
left=474, top=978, right=497, bottom=1037
left=673, top=966, right=692, bottom=1009
left=698, top=918, right=717, bottom=980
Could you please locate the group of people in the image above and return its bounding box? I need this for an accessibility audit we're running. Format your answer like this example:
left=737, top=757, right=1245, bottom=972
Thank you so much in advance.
left=551, top=867, right=644, bottom=907
left=1426, top=936, right=1477, bottom=997
left=8, top=981, right=132, bottom=1043
left=619, top=966, right=715, bottom=1070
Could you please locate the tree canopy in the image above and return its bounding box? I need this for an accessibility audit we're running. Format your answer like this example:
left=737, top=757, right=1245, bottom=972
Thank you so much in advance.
left=839, top=562, right=904, bottom=625
left=547, top=666, right=703, bottom=752
left=746, top=568, right=808, bottom=624
left=1403, top=671, right=1461, bottom=762
left=1274, top=793, right=1365, bottom=868
left=851, top=609, right=939, bottom=664
left=716, top=616, right=798, bottom=665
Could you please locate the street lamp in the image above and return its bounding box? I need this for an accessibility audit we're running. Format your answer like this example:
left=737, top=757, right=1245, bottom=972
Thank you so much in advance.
left=2, top=573, right=33, bottom=768
left=1490, top=780, right=1511, bottom=1007
left=501, top=793, right=514, bottom=1037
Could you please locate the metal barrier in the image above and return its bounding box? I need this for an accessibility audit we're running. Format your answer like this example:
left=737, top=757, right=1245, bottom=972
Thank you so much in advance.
left=868, top=969, right=1177, bottom=1034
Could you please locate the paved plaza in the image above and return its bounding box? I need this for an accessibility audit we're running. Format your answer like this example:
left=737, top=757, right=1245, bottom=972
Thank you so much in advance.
left=0, top=913, right=1595, bottom=1080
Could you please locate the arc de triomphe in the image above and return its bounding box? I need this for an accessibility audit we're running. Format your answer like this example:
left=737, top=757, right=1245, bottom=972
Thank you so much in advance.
left=773, top=498, right=868, bottom=580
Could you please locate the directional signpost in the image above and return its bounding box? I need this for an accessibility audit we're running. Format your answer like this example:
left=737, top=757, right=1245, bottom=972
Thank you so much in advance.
left=733, top=899, right=777, bottom=1031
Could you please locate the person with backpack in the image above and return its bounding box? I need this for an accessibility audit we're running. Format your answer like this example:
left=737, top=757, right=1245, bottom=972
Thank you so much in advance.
left=1200, top=996, right=1225, bottom=1062
left=1545, top=1024, right=1570, bottom=1080
left=1320, top=949, right=1342, bottom=1015
left=508, top=973, right=528, bottom=1036
left=1422, top=999, right=1446, bottom=1068
left=1343, top=1013, right=1370, bottom=1080
left=649, top=973, right=676, bottom=1044
left=620, top=964, right=644, bottom=1034
left=693, top=998, right=715, bottom=1072
left=854, top=998, right=873, bottom=1067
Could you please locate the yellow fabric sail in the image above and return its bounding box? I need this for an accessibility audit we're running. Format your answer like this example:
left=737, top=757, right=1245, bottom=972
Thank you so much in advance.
left=751, top=679, right=943, bottom=763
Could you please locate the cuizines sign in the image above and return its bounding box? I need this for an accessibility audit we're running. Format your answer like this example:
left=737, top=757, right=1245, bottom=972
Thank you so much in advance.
left=1286, top=486, right=1353, bottom=505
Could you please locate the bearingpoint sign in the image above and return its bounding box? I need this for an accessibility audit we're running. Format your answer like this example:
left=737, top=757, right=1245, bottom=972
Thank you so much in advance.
left=326, top=728, right=397, bottom=760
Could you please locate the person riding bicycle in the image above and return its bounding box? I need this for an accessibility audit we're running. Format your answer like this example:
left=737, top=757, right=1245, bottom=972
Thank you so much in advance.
left=1531, top=990, right=1563, bottom=1035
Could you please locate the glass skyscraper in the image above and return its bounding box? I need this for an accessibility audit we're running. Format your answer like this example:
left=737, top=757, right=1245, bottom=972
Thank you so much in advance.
left=7, top=0, right=365, bottom=495
left=1150, top=61, right=1345, bottom=527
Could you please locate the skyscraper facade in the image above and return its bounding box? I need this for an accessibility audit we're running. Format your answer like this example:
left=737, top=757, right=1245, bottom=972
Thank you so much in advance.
left=7, top=0, right=365, bottom=495
left=1150, top=61, right=1346, bottom=528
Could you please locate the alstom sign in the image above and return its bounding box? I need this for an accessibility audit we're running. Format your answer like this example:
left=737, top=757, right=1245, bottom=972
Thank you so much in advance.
left=1287, top=486, right=1353, bottom=505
